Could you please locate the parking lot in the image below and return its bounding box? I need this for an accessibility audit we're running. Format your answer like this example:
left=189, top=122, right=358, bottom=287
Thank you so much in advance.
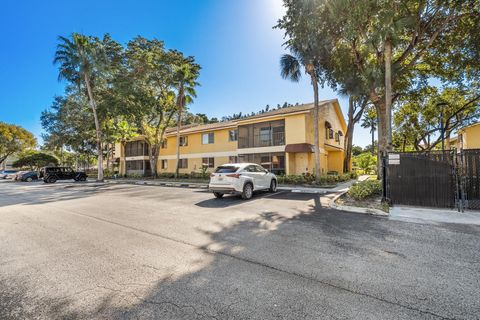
left=0, top=180, right=479, bottom=319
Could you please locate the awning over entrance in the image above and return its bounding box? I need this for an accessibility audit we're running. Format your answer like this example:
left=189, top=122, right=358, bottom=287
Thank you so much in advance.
left=285, top=143, right=314, bottom=153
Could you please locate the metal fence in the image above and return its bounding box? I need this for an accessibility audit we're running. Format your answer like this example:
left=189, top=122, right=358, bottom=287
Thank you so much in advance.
left=384, top=149, right=480, bottom=211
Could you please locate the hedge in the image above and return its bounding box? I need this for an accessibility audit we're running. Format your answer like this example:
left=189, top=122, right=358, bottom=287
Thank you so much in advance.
left=347, top=179, right=382, bottom=200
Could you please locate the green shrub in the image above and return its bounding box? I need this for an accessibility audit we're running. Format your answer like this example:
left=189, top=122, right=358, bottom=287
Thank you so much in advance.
left=276, top=172, right=358, bottom=185
left=347, top=179, right=382, bottom=200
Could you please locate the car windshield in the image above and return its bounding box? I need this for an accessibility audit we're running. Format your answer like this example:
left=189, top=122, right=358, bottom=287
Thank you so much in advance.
left=215, top=166, right=239, bottom=173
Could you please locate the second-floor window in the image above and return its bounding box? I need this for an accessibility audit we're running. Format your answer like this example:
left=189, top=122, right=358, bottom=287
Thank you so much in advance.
left=161, top=139, right=167, bottom=149
left=238, top=120, right=285, bottom=148
left=179, top=136, right=188, bottom=146
left=229, top=129, right=238, bottom=142
left=202, top=157, right=215, bottom=168
left=125, top=141, right=149, bottom=157
left=202, top=132, right=214, bottom=144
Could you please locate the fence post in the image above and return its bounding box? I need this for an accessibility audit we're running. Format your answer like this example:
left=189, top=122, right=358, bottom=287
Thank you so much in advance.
left=382, top=155, right=389, bottom=203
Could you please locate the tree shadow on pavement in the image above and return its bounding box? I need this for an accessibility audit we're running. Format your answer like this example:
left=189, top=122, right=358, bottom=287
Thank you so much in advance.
left=87, top=207, right=480, bottom=319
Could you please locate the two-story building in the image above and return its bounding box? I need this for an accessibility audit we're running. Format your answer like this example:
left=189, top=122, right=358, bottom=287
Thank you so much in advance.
left=446, top=122, right=480, bottom=150
left=115, top=99, right=347, bottom=176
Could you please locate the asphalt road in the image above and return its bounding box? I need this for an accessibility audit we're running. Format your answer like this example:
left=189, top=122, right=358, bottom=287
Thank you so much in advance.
left=0, top=180, right=479, bottom=319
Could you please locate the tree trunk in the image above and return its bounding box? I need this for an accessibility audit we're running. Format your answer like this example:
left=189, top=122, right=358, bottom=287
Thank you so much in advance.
left=84, top=74, right=104, bottom=182
left=175, top=110, right=182, bottom=178
left=121, top=140, right=126, bottom=177
left=343, top=98, right=355, bottom=173
left=371, top=128, right=375, bottom=155
left=384, top=37, right=393, bottom=153
left=175, top=85, right=185, bottom=179
left=309, top=71, right=321, bottom=183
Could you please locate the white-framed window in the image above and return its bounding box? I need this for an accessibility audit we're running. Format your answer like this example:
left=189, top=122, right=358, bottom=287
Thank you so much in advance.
left=229, top=129, right=238, bottom=142
left=229, top=156, right=238, bottom=163
left=202, top=132, right=214, bottom=144
left=178, top=159, right=188, bottom=169
left=179, top=136, right=188, bottom=146
left=202, top=157, right=215, bottom=168
left=161, top=160, right=168, bottom=169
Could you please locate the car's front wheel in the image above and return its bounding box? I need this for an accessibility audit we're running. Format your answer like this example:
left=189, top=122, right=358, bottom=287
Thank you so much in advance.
left=47, top=176, right=57, bottom=183
left=241, top=182, right=253, bottom=200
left=213, top=192, right=224, bottom=199
left=269, top=179, right=277, bottom=193
left=26, top=177, right=33, bottom=182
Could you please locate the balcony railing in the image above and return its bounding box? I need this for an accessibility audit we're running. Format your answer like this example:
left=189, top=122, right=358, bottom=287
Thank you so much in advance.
left=238, top=131, right=285, bottom=148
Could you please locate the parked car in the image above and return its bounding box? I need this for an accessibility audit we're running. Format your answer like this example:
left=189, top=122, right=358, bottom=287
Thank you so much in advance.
left=209, top=163, right=277, bottom=200
left=15, top=171, right=39, bottom=182
left=40, top=167, right=88, bottom=183
left=0, top=170, right=19, bottom=179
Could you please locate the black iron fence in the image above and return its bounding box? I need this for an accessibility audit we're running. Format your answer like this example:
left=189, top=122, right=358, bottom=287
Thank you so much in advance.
left=383, top=149, right=480, bottom=211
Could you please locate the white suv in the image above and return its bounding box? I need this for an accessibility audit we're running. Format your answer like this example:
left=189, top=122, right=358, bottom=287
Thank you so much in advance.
left=209, top=163, right=277, bottom=199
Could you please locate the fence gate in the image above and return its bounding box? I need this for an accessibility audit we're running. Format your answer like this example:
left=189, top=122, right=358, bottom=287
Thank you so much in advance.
left=385, top=151, right=456, bottom=208
left=459, top=149, right=480, bottom=210
left=385, top=149, right=480, bottom=211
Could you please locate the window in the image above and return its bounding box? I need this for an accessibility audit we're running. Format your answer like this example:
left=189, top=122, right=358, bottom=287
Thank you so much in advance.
left=325, top=121, right=333, bottom=139
left=126, top=160, right=143, bottom=170
left=161, top=139, right=167, bottom=149
left=335, top=132, right=340, bottom=142
left=229, top=129, right=238, bottom=142
left=202, top=157, right=215, bottom=168
left=179, top=136, right=188, bottom=146
left=215, top=165, right=239, bottom=173
left=125, top=141, right=149, bottom=157
left=161, top=160, right=168, bottom=169
left=259, top=127, right=271, bottom=144
left=202, top=132, right=214, bottom=144
left=178, top=159, right=188, bottom=169
left=229, top=156, right=238, bottom=163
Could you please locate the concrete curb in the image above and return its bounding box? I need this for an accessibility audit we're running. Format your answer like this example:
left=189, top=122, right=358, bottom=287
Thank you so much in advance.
left=329, top=190, right=389, bottom=216
left=105, top=179, right=209, bottom=189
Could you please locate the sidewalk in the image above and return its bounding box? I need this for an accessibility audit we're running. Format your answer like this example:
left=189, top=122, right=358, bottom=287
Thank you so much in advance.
left=281, top=175, right=370, bottom=194
left=105, top=175, right=370, bottom=194
left=390, top=205, right=480, bottom=225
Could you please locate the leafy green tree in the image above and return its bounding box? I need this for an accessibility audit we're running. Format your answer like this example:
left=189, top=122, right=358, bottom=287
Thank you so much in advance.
left=280, top=49, right=322, bottom=182
left=351, top=145, right=364, bottom=157
left=277, top=0, right=480, bottom=165
left=354, top=152, right=377, bottom=174
left=0, top=122, right=36, bottom=165
left=394, top=86, right=480, bottom=151
left=13, top=151, right=58, bottom=171
left=172, top=55, right=201, bottom=178
left=119, top=37, right=179, bottom=177
left=361, top=106, right=377, bottom=155
left=54, top=33, right=109, bottom=181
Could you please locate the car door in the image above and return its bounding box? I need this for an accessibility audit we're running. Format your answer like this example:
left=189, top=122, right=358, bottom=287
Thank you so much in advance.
left=242, top=165, right=259, bottom=189
left=255, top=165, right=270, bottom=189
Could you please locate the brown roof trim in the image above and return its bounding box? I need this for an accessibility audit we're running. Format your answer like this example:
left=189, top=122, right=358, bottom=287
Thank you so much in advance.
left=285, top=143, right=314, bottom=153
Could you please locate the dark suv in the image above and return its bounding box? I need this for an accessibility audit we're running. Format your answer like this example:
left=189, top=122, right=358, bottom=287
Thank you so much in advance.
left=40, top=167, right=88, bottom=183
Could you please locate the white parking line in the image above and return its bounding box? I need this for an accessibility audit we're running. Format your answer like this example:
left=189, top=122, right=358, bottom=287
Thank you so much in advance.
left=261, top=190, right=288, bottom=198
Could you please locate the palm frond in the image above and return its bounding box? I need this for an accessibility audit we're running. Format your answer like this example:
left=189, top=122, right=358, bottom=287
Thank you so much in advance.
left=280, top=54, right=301, bottom=82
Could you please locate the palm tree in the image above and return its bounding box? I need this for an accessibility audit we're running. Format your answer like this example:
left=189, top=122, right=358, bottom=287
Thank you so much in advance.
left=172, top=58, right=201, bottom=178
left=54, top=33, right=106, bottom=181
left=280, top=51, right=321, bottom=182
left=361, top=107, right=377, bottom=155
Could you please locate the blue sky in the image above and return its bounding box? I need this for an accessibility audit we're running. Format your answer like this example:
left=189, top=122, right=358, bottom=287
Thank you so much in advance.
left=0, top=0, right=371, bottom=147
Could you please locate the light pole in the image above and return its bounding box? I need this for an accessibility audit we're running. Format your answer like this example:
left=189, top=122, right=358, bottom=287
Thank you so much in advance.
left=437, top=102, right=448, bottom=152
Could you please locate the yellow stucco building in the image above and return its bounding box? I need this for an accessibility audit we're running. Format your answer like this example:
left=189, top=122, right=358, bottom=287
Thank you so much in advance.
left=446, top=122, right=480, bottom=150
left=115, top=99, right=347, bottom=176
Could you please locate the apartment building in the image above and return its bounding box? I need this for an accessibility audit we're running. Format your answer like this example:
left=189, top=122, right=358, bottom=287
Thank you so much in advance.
left=115, top=99, right=347, bottom=176
left=446, top=122, right=480, bottom=150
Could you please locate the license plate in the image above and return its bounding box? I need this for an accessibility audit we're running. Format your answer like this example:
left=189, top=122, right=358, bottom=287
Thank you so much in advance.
left=218, top=176, right=223, bottom=181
